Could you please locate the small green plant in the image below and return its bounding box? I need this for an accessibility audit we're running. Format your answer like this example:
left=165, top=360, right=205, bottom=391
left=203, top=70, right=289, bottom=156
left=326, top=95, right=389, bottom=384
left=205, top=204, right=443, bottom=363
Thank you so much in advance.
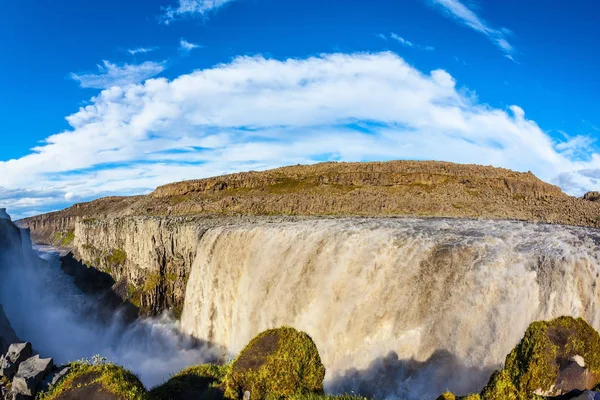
left=106, top=248, right=127, bottom=266
left=60, top=230, right=75, bottom=246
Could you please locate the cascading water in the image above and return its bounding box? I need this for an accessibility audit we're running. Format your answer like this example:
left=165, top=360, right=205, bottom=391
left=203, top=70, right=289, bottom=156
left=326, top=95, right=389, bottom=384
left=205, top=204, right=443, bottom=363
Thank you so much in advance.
left=180, top=218, right=600, bottom=399
left=0, top=216, right=223, bottom=388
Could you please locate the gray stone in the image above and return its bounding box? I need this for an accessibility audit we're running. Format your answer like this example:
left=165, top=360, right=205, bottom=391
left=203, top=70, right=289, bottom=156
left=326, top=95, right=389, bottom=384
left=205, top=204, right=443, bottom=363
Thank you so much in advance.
left=38, top=365, right=70, bottom=393
left=0, top=343, right=33, bottom=379
left=575, top=391, right=600, bottom=400
left=11, top=355, right=54, bottom=398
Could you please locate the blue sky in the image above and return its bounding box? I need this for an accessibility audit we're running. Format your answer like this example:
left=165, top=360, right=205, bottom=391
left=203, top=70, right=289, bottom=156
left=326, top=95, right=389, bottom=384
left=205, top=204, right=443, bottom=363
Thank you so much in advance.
left=1, top=0, right=599, bottom=219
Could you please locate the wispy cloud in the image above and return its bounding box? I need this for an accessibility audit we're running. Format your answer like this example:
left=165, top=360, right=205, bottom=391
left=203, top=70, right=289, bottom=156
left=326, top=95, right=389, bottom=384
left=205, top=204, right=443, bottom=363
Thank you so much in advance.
left=70, top=60, right=166, bottom=89
left=3, top=52, right=599, bottom=217
left=430, top=0, right=515, bottom=58
left=161, top=0, right=238, bottom=24
left=179, top=39, right=203, bottom=52
left=128, top=47, right=159, bottom=56
left=379, top=33, right=435, bottom=51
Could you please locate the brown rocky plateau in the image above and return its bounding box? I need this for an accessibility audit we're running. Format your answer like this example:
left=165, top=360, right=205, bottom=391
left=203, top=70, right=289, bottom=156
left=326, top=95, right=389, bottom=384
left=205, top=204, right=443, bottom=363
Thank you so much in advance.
left=20, top=160, right=600, bottom=228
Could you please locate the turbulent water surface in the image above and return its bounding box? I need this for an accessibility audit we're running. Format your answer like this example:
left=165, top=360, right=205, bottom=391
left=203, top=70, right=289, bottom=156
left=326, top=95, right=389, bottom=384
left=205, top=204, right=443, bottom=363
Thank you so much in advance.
left=180, top=218, right=600, bottom=399
left=3, top=216, right=600, bottom=398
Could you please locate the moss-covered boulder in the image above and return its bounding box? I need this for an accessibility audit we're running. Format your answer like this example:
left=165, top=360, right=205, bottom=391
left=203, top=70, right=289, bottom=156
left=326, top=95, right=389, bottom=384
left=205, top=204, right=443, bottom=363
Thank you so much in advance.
left=225, top=327, right=326, bottom=400
left=39, top=361, right=146, bottom=400
left=149, top=363, right=229, bottom=400
left=482, top=317, right=600, bottom=399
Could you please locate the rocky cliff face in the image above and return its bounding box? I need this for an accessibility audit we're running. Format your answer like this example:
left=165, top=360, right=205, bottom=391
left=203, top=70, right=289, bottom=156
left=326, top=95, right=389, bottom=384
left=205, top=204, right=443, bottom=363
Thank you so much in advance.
left=72, top=217, right=205, bottom=315
left=0, top=305, right=18, bottom=355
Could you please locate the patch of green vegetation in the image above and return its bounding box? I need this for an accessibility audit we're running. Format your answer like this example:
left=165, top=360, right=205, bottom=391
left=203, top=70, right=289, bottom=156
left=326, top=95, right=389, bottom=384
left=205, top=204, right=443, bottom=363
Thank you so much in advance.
left=106, top=248, right=127, bottom=266
left=481, top=316, right=600, bottom=400
left=128, top=284, right=142, bottom=308
left=168, top=195, right=191, bottom=205
left=52, top=232, right=63, bottom=244
left=81, top=218, right=98, bottom=224
left=149, top=363, right=230, bottom=400
left=1, top=375, right=11, bottom=389
left=165, top=272, right=179, bottom=283
left=52, top=230, right=75, bottom=247
left=38, top=360, right=146, bottom=400
left=512, top=193, right=526, bottom=201
left=225, top=326, right=326, bottom=400
left=144, top=273, right=162, bottom=293
left=61, top=231, right=75, bottom=246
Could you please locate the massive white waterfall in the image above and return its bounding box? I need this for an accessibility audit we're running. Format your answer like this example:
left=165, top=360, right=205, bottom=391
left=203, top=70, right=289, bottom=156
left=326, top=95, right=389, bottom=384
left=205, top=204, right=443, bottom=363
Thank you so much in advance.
left=180, top=218, right=600, bottom=399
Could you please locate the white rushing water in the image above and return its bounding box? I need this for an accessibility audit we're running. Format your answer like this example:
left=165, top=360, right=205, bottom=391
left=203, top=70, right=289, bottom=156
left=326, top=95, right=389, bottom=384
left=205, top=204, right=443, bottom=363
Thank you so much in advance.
left=0, top=219, right=222, bottom=389
left=180, top=218, right=600, bottom=399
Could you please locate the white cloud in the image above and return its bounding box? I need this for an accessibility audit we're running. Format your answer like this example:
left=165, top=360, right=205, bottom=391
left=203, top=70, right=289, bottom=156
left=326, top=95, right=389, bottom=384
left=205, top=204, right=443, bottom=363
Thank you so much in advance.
left=71, top=60, right=166, bottom=89
left=387, top=33, right=435, bottom=51
left=162, top=0, right=238, bottom=24
left=2, top=51, right=599, bottom=217
left=430, top=0, right=515, bottom=57
left=179, top=39, right=203, bottom=52
left=128, top=47, right=159, bottom=56
left=390, top=33, right=414, bottom=47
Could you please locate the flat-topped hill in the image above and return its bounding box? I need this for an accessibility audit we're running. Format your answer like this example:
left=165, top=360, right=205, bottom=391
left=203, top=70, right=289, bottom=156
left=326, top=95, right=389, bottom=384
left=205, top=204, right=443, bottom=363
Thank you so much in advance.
left=18, top=160, right=600, bottom=230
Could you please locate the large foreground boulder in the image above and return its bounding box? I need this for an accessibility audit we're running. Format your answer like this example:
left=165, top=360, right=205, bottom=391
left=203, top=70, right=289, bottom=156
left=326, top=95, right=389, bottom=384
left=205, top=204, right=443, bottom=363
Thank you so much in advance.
left=225, top=326, right=326, bottom=400
left=438, top=317, right=600, bottom=400
left=482, top=317, right=600, bottom=399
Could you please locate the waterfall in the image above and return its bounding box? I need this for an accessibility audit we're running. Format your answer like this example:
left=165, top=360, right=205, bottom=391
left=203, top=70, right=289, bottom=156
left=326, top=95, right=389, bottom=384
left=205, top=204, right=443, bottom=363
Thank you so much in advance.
left=180, top=218, right=600, bottom=399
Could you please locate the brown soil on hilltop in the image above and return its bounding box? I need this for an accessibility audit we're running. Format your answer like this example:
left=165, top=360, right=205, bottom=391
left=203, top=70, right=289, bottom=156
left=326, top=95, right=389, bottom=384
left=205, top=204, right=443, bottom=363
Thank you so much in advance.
left=19, top=160, right=600, bottom=229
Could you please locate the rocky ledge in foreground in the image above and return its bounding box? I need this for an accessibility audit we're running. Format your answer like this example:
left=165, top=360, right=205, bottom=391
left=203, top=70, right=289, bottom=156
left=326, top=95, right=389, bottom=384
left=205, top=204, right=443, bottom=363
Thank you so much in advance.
left=5, top=317, right=600, bottom=400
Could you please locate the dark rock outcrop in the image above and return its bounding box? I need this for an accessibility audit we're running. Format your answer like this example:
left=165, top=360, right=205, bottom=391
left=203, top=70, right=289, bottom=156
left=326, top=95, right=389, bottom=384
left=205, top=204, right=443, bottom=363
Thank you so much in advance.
left=0, top=306, right=19, bottom=355
left=0, top=343, right=33, bottom=379
left=583, top=192, right=600, bottom=202
left=11, top=355, right=54, bottom=397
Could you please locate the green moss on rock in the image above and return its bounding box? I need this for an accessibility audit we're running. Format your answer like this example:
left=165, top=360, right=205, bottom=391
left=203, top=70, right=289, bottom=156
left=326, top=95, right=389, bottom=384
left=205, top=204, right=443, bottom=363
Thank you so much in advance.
left=39, top=361, right=146, bottom=400
left=106, top=248, right=127, bottom=266
left=149, top=363, right=229, bottom=400
left=225, top=326, right=326, bottom=400
left=436, top=392, right=456, bottom=400
left=481, top=316, right=600, bottom=399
